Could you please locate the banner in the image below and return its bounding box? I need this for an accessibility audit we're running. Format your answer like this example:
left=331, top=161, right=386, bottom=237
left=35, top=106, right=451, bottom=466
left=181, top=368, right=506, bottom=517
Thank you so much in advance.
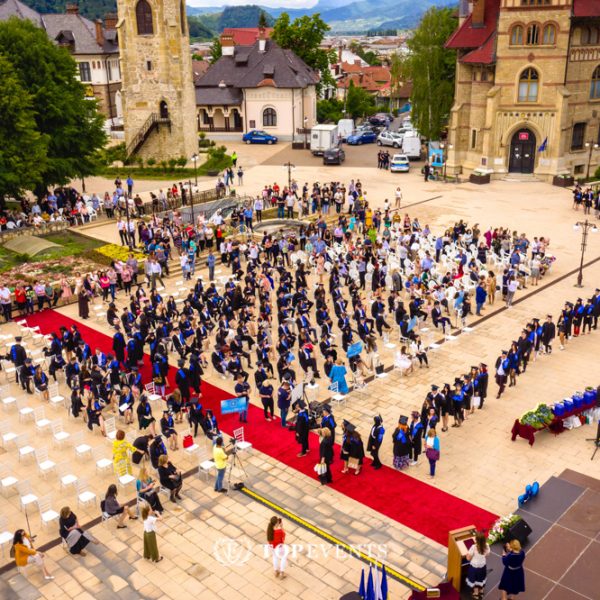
left=220, top=397, right=247, bottom=415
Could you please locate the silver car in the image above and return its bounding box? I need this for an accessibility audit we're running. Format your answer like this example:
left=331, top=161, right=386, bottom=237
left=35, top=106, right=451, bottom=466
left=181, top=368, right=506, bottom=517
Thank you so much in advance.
left=376, top=131, right=403, bottom=148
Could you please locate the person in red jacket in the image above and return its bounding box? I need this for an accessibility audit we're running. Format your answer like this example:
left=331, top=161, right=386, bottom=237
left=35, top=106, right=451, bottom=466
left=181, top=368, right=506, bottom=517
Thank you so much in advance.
left=266, top=516, right=287, bottom=579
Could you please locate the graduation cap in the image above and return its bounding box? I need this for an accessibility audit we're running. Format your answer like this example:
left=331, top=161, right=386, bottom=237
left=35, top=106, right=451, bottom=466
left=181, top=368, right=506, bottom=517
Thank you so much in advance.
left=480, top=363, right=487, bottom=369
left=398, top=415, right=408, bottom=426
left=322, top=404, right=331, bottom=414
left=411, top=411, right=419, bottom=419
left=296, top=400, right=306, bottom=410
left=502, top=349, right=508, bottom=354
left=15, top=336, right=22, bottom=342
left=431, top=384, right=439, bottom=391
left=342, top=419, right=356, bottom=433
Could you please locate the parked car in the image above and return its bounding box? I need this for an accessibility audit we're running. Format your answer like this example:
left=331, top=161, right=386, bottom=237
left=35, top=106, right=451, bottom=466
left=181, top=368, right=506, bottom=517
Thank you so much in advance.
left=369, top=113, right=390, bottom=127
left=357, top=124, right=382, bottom=135
left=390, top=154, right=410, bottom=173
left=323, top=147, right=346, bottom=165
left=242, top=130, right=278, bottom=144
left=377, top=131, right=403, bottom=148
left=347, top=130, right=377, bottom=145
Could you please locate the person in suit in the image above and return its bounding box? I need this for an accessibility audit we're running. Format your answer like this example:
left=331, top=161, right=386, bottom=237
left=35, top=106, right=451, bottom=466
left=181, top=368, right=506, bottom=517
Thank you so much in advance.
left=317, top=427, right=334, bottom=485
left=367, top=415, right=385, bottom=469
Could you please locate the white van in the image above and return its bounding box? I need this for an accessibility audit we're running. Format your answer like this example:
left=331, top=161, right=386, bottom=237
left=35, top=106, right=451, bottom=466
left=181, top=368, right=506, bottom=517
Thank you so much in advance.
left=337, top=119, right=354, bottom=142
left=310, top=124, right=339, bottom=155
left=402, top=134, right=422, bottom=160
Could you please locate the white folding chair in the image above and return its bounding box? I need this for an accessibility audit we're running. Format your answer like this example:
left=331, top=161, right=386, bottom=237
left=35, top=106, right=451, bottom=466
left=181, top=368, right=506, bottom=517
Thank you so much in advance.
left=1, top=361, right=17, bottom=383
left=329, top=381, right=346, bottom=406
left=198, top=449, right=215, bottom=482
left=37, top=495, right=59, bottom=529
left=233, top=427, right=252, bottom=452
left=104, top=416, right=117, bottom=441
left=114, top=460, right=135, bottom=493
left=57, top=462, right=78, bottom=490
left=72, top=431, right=92, bottom=460
left=93, top=446, right=113, bottom=474
left=35, top=447, right=56, bottom=478
left=16, top=433, right=35, bottom=463
left=34, top=406, right=51, bottom=435
left=0, top=516, right=12, bottom=557
left=76, top=478, right=96, bottom=508
left=17, top=480, right=38, bottom=512
left=48, top=382, right=65, bottom=410
left=0, top=464, right=18, bottom=497
left=182, top=428, right=200, bottom=459
left=51, top=420, right=70, bottom=447
left=144, top=382, right=163, bottom=403
left=0, top=420, right=17, bottom=449
left=0, top=384, right=16, bottom=411
left=17, top=397, right=34, bottom=423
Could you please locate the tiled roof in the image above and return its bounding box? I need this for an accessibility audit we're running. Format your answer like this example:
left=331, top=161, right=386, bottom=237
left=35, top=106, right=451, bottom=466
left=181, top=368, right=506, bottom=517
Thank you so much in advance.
left=42, top=13, right=118, bottom=55
left=221, top=27, right=273, bottom=46
left=573, top=0, right=600, bottom=18
left=461, top=32, right=497, bottom=64
left=446, top=0, right=500, bottom=50
left=0, top=0, right=42, bottom=26
left=196, top=39, right=319, bottom=90
left=195, top=86, right=243, bottom=106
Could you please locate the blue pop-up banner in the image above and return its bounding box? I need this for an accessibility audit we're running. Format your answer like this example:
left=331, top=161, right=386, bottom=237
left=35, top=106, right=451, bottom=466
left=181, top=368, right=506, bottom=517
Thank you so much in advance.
left=220, top=397, right=248, bottom=414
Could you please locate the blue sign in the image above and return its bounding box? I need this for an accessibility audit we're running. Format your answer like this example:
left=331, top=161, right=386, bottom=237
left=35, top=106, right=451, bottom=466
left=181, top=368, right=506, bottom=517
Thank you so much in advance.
left=220, top=397, right=248, bottom=415
left=347, top=341, right=363, bottom=359
left=430, top=148, right=444, bottom=168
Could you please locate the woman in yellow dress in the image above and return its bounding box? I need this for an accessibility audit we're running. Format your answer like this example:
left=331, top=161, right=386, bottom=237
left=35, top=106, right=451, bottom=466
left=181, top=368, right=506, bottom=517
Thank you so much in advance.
left=112, top=429, right=136, bottom=470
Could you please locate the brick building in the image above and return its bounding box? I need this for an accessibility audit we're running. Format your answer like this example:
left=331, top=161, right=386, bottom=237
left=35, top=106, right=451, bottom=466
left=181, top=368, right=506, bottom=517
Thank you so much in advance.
left=446, top=0, right=600, bottom=181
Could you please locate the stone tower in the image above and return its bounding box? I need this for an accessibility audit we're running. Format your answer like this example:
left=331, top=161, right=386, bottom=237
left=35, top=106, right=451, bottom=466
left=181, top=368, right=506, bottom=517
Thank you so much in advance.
left=117, top=0, right=198, bottom=162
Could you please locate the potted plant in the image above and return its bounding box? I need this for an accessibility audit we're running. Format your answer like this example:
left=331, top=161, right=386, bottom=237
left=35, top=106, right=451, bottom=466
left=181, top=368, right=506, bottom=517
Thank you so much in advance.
left=487, top=514, right=524, bottom=545
left=469, top=169, right=491, bottom=185
left=552, top=173, right=574, bottom=187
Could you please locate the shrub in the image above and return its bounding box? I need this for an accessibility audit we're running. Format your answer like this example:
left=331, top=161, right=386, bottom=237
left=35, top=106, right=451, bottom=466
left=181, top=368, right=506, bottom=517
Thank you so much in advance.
left=176, top=156, right=188, bottom=168
left=147, top=157, right=157, bottom=168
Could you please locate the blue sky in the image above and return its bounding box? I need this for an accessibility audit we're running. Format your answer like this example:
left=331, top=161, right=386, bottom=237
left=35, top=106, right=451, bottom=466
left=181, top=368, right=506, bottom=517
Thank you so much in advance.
left=187, top=0, right=318, bottom=7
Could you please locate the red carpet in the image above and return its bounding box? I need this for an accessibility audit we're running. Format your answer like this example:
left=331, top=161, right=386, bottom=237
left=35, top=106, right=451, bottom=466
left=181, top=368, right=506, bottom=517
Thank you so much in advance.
left=26, top=310, right=497, bottom=546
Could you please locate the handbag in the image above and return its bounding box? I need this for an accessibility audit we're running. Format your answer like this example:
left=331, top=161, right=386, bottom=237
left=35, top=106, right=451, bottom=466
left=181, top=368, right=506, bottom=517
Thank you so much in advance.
left=182, top=434, right=194, bottom=449
left=347, top=457, right=360, bottom=470
left=472, top=396, right=481, bottom=409
left=375, top=365, right=384, bottom=375
left=425, top=447, right=440, bottom=461
left=313, top=463, right=327, bottom=475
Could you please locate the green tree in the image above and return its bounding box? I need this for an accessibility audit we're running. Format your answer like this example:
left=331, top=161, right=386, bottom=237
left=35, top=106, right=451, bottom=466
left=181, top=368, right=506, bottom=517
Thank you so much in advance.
left=345, top=81, right=375, bottom=120
left=188, top=16, right=215, bottom=42
left=404, top=7, right=456, bottom=140
left=258, top=10, right=269, bottom=29
left=317, top=98, right=344, bottom=123
left=272, top=13, right=336, bottom=93
left=209, top=37, right=222, bottom=64
left=0, top=53, right=47, bottom=202
left=0, top=18, right=106, bottom=196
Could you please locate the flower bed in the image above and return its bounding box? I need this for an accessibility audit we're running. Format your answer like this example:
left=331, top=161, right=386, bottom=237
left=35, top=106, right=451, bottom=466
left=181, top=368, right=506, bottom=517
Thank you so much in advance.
left=85, top=244, right=146, bottom=267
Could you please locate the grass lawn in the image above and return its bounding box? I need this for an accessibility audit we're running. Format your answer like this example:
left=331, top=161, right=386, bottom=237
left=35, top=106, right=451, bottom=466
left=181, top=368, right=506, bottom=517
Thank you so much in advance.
left=0, top=231, right=104, bottom=273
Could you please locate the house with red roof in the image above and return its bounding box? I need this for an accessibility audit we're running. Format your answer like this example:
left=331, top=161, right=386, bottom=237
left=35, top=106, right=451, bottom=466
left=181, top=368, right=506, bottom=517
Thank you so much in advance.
left=445, top=0, right=600, bottom=181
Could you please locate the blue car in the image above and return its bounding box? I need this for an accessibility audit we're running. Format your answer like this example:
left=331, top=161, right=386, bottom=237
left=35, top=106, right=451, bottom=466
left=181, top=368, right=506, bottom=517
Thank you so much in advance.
left=346, top=130, right=377, bottom=145
left=242, top=130, right=278, bottom=145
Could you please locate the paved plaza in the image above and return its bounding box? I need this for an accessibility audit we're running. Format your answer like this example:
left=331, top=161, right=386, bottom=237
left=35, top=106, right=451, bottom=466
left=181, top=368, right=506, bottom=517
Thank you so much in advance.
left=1, top=142, right=599, bottom=599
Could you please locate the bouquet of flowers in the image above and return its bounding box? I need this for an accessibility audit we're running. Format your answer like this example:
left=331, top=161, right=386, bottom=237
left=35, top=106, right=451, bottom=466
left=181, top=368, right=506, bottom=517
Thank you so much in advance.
left=520, top=403, right=554, bottom=429
left=487, top=514, right=523, bottom=545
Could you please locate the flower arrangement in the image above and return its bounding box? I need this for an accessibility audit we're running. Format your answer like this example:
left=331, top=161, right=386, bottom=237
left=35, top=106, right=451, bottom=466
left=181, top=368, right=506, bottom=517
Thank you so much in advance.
left=519, top=403, right=554, bottom=429
left=86, top=244, right=146, bottom=267
left=487, top=514, right=523, bottom=545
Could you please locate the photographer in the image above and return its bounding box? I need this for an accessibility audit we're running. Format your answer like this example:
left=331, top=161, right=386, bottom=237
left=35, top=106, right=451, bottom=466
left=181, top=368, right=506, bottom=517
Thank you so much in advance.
left=212, top=437, right=230, bottom=494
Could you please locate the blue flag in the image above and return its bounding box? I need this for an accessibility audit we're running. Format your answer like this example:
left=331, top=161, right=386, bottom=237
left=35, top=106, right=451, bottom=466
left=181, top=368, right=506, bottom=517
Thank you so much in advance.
left=381, top=565, right=388, bottom=600
left=538, top=137, right=548, bottom=152
left=359, top=569, right=365, bottom=599
left=366, top=566, right=375, bottom=600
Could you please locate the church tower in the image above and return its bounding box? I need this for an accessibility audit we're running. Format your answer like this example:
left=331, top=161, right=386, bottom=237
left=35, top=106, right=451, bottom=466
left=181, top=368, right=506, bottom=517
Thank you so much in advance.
left=116, top=0, right=198, bottom=162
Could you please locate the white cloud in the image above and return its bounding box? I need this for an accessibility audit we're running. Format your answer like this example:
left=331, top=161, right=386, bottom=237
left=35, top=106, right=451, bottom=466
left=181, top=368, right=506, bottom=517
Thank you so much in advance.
left=187, top=0, right=318, bottom=7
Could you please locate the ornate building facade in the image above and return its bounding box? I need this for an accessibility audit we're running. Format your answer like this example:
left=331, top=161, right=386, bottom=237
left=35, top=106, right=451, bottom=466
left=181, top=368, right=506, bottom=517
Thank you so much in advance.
left=117, top=0, right=198, bottom=161
left=446, top=0, right=600, bottom=180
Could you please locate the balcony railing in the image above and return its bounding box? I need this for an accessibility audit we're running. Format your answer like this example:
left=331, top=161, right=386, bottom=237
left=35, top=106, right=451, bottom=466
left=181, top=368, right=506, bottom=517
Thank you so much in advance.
left=198, top=125, right=243, bottom=133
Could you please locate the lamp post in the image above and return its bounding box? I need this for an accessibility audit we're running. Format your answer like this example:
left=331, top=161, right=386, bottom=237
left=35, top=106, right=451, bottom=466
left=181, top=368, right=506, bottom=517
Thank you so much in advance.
left=190, top=153, right=198, bottom=226
left=440, top=142, right=453, bottom=181
left=585, top=141, right=599, bottom=180
left=284, top=161, right=295, bottom=192
left=303, top=116, right=308, bottom=150
left=573, top=219, right=598, bottom=287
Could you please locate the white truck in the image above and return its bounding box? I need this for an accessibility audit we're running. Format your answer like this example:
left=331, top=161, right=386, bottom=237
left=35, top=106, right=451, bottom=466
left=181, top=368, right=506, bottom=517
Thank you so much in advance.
left=402, top=132, right=422, bottom=161
left=337, top=118, right=354, bottom=141
left=310, top=124, right=339, bottom=156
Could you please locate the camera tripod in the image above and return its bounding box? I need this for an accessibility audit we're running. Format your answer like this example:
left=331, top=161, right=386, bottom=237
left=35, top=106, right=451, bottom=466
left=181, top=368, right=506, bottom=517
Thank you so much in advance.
left=586, top=421, right=600, bottom=461
left=225, top=446, right=248, bottom=494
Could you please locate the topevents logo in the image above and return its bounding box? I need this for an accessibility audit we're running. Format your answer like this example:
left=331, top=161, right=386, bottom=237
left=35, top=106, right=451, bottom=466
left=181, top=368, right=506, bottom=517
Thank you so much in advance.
left=213, top=536, right=387, bottom=567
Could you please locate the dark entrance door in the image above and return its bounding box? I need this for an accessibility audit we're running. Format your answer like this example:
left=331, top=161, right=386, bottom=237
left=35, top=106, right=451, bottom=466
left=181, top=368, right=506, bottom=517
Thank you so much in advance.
left=509, top=128, right=536, bottom=174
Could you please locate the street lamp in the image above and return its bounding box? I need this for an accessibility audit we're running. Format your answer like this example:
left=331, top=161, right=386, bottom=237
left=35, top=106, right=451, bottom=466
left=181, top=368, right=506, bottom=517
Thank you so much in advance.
left=303, top=117, right=308, bottom=149
left=190, top=153, right=199, bottom=226
left=440, top=142, right=453, bottom=181
left=573, top=219, right=598, bottom=287
left=284, top=161, right=295, bottom=192
left=585, top=141, right=599, bottom=180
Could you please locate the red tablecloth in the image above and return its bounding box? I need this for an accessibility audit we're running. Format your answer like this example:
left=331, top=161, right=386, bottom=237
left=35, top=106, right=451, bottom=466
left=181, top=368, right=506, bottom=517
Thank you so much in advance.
left=511, top=405, right=589, bottom=446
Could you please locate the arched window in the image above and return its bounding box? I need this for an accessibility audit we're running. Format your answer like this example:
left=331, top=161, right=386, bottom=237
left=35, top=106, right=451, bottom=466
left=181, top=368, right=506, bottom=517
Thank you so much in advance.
left=159, top=101, right=169, bottom=119
left=591, top=27, right=600, bottom=45
left=526, top=24, right=539, bottom=45
left=510, top=25, right=524, bottom=46
left=180, top=0, right=186, bottom=35
left=263, top=107, right=277, bottom=127
left=581, top=27, right=591, bottom=45
left=518, top=68, right=539, bottom=102
left=542, top=24, right=556, bottom=45
left=591, top=65, right=600, bottom=99
left=136, top=0, right=153, bottom=36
